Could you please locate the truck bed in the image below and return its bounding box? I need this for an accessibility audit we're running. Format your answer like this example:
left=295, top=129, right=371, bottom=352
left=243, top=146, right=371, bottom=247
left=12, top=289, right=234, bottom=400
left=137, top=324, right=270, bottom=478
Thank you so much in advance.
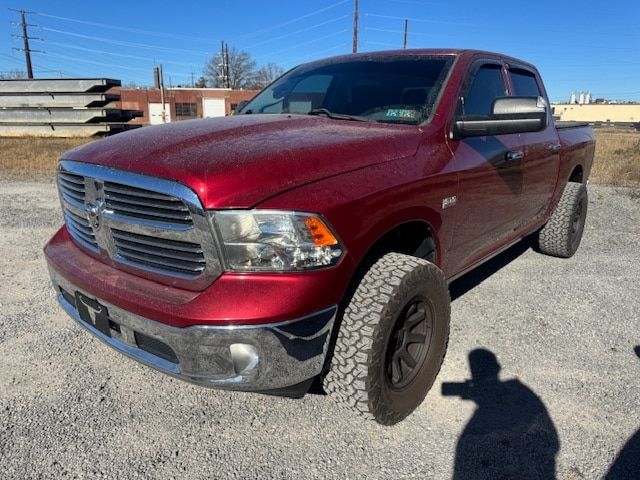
left=555, top=121, right=590, bottom=129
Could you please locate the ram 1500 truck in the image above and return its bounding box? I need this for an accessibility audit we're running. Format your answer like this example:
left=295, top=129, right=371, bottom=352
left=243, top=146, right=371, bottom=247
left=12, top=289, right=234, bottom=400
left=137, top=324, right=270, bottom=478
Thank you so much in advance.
left=45, top=49, right=595, bottom=425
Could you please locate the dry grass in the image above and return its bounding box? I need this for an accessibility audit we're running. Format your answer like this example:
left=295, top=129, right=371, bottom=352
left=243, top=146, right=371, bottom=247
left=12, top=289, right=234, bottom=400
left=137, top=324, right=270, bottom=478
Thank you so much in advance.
left=591, top=129, right=640, bottom=187
left=0, top=137, right=93, bottom=180
left=1, top=129, right=639, bottom=187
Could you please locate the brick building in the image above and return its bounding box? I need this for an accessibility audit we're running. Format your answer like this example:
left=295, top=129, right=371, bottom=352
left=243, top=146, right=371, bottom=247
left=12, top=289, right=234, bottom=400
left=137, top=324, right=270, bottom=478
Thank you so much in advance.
left=115, top=87, right=259, bottom=125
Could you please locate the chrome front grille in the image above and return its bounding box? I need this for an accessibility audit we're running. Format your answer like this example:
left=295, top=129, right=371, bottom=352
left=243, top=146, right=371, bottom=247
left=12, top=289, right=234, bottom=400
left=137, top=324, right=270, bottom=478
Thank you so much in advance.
left=56, top=160, right=221, bottom=289
left=58, top=171, right=86, bottom=206
left=63, top=208, right=99, bottom=251
left=104, top=182, right=193, bottom=226
left=112, top=229, right=206, bottom=276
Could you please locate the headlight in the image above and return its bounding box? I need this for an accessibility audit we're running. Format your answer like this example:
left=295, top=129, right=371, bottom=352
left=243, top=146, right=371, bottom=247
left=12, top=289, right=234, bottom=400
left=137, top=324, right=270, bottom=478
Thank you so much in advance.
left=210, top=210, right=344, bottom=271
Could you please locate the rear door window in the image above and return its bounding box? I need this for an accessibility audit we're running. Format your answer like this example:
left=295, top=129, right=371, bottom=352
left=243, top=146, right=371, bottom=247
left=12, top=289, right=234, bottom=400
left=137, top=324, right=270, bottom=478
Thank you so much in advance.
left=508, top=68, right=541, bottom=97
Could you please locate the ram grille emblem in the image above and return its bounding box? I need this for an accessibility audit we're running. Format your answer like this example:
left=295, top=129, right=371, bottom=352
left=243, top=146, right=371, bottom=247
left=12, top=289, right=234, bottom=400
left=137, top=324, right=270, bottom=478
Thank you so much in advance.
left=87, top=198, right=106, bottom=231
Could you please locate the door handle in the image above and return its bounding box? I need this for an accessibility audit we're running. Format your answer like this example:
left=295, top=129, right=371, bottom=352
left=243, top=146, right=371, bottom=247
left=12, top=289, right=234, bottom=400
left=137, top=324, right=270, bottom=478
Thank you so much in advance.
left=548, top=142, right=562, bottom=152
left=505, top=150, right=524, bottom=161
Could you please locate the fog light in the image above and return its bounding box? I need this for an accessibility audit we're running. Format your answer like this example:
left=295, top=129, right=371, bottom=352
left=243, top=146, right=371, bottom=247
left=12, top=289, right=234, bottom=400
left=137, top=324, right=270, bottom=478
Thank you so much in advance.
left=230, top=343, right=259, bottom=375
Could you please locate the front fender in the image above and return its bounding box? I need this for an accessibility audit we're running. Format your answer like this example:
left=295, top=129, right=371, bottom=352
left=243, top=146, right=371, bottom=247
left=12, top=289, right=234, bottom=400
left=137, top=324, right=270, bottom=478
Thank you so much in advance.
left=257, top=158, right=457, bottom=278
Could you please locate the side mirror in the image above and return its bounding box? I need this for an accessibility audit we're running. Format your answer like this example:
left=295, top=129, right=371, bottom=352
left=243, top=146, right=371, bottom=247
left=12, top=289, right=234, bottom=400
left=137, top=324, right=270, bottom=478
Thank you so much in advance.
left=452, top=96, right=547, bottom=139
left=234, top=100, right=250, bottom=114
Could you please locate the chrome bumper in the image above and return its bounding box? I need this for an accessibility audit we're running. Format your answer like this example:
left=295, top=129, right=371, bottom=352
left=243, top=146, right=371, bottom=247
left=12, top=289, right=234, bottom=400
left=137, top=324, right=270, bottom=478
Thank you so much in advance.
left=49, top=266, right=337, bottom=391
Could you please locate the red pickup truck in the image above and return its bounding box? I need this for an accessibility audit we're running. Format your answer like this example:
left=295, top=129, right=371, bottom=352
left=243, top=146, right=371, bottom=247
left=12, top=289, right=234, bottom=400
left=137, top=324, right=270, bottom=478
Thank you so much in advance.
left=45, top=49, right=595, bottom=425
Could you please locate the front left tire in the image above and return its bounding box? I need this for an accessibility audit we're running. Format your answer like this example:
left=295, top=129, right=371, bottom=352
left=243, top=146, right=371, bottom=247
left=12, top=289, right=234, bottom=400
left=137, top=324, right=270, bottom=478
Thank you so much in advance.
left=323, top=252, right=450, bottom=425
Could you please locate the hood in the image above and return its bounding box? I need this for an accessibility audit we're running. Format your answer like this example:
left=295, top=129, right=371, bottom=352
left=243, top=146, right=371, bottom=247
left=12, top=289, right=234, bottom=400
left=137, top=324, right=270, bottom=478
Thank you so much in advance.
left=64, top=114, right=422, bottom=208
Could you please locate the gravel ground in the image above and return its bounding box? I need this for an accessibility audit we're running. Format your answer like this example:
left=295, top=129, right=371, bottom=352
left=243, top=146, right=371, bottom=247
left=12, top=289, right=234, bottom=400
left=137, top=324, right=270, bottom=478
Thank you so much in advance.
left=0, top=180, right=638, bottom=479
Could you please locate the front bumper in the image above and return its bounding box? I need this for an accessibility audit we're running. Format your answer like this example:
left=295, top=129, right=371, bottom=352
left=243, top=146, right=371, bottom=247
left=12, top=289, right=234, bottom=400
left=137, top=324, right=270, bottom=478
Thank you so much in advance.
left=49, top=265, right=337, bottom=391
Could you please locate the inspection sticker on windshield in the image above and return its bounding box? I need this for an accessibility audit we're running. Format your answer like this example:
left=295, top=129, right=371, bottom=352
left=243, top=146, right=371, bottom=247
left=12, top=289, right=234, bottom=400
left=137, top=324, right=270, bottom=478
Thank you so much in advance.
left=386, top=109, right=418, bottom=119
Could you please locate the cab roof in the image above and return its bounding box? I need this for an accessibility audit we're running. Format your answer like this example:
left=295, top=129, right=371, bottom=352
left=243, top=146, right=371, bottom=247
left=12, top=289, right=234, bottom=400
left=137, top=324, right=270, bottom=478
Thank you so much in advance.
left=304, top=48, right=536, bottom=71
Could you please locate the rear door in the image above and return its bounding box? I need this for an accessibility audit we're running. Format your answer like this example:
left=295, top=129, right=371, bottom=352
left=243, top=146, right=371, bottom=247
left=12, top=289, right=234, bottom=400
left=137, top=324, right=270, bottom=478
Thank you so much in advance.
left=448, top=60, right=526, bottom=268
left=506, top=65, right=560, bottom=225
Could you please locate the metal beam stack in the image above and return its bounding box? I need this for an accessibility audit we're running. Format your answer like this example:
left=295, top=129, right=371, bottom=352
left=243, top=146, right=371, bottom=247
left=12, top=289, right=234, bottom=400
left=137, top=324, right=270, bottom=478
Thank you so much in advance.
left=0, top=78, right=142, bottom=137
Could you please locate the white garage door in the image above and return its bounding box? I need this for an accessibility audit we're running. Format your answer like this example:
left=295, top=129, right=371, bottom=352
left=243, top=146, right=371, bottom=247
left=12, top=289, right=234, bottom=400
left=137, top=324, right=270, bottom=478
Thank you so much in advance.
left=202, top=98, right=226, bottom=118
left=149, top=103, right=171, bottom=125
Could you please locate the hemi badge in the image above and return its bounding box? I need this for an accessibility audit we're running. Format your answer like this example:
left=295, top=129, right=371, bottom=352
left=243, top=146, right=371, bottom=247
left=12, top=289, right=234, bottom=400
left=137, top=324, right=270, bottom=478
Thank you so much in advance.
left=442, top=196, right=457, bottom=209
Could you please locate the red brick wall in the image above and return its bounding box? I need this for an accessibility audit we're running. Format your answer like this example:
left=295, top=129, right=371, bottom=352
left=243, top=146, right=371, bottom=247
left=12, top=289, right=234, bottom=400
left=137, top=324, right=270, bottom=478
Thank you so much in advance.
left=229, top=90, right=259, bottom=113
left=112, top=88, right=260, bottom=125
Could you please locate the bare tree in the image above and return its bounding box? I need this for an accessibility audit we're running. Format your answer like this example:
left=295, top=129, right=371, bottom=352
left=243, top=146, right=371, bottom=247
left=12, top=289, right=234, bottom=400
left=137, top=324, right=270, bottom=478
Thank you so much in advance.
left=250, top=63, right=285, bottom=89
left=194, top=76, right=207, bottom=88
left=204, top=46, right=257, bottom=89
left=0, top=69, right=27, bottom=79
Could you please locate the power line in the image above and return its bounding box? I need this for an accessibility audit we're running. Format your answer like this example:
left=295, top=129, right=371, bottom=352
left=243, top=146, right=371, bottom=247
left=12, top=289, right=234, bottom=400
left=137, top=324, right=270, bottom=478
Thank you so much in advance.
left=262, top=30, right=350, bottom=58
left=228, top=0, right=350, bottom=42
left=363, top=26, right=639, bottom=52
left=40, top=41, right=201, bottom=68
left=384, top=0, right=443, bottom=5
left=0, top=52, right=25, bottom=65
left=7, top=7, right=353, bottom=84
left=34, top=15, right=352, bottom=70
left=34, top=51, right=152, bottom=74
left=31, top=20, right=351, bottom=84
left=366, top=12, right=639, bottom=38
left=32, top=2, right=352, bottom=49
left=363, top=40, right=401, bottom=48
left=281, top=43, right=351, bottom=65
left=34, top=50, right=186, bottom=78
left=365, top=26, right=451, bottom=36
left=32, top=11, right=214, bottom=43
left=243, top=14, right=350, bottom=50
left=0, top=51, right=74, bottom=77
left=365, top=13, right=473, bottom=26
left=40, top=27, right=211, bottom=56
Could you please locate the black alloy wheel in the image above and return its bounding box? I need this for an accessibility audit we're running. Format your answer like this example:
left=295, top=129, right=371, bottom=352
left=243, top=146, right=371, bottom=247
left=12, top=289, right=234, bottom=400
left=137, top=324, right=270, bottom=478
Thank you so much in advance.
left=386, top=298, right=434, bottom=390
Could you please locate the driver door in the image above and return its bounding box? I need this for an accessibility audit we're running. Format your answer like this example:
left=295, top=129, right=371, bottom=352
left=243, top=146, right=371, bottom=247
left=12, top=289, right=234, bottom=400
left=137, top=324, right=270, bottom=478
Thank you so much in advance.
left=447, top=61, right=526, bottom=271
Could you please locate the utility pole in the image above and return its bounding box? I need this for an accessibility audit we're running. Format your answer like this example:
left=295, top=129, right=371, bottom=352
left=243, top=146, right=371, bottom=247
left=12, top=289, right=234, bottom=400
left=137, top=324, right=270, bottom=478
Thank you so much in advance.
left=159, top=64, right=167, bottom=123
left=403, top=19, right=408, bottom=49
left=225, top=43, right=230, bottom=88
left=220, top=41, right=225, bottom=87
left=191, top=71, right=195, bottom=87
left=153, top=66, right=160, bottom=88
left=19, top=10, right=32, bottom=78
left=9, top=8, right=40, bottom=79
left=220, top=40, right=231, bottom=88
left=352, top=0, right=359, bottom=53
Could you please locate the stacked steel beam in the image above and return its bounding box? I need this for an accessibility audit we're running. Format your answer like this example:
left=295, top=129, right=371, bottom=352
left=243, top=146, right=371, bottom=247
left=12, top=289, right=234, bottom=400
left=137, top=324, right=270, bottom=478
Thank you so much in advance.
left=0, top=78, right=142, bottom=137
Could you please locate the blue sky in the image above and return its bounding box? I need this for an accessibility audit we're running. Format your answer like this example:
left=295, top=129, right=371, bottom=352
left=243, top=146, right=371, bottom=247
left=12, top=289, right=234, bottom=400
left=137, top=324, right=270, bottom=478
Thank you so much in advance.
left=1, top=0, right=639, bottom=101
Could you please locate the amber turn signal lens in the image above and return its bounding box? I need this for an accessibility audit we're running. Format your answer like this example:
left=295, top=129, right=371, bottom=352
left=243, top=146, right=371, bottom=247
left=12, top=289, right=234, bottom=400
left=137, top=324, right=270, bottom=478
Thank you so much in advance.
left=304, top=216, right=338, bottom=247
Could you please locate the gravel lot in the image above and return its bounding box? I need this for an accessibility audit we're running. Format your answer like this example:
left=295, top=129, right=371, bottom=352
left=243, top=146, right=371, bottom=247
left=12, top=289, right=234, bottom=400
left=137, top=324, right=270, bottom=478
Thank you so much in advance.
left=1, top=180, right=638, bottom=479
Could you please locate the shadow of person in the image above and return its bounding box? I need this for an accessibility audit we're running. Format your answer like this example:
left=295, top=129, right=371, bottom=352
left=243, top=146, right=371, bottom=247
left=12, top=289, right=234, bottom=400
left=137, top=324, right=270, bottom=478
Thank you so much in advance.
left=443, top=349, right=559, bottom=480
left=605, top=346, right=640, bottom=479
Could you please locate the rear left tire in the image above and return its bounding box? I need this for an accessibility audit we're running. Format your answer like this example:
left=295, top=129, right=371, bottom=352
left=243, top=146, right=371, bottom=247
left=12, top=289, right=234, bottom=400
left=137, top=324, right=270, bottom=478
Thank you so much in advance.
left=535, top=181, right=588, bottom=258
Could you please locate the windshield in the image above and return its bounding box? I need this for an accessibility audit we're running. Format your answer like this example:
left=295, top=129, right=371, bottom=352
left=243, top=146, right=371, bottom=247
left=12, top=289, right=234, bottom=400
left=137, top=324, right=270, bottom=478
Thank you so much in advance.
left=238, top=55, right=454, bottom=125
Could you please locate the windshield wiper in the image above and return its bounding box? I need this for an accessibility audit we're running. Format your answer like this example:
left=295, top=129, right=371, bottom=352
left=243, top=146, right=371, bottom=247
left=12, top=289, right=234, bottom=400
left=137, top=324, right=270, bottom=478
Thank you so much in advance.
left=308, top=108, right=369, bottom=122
